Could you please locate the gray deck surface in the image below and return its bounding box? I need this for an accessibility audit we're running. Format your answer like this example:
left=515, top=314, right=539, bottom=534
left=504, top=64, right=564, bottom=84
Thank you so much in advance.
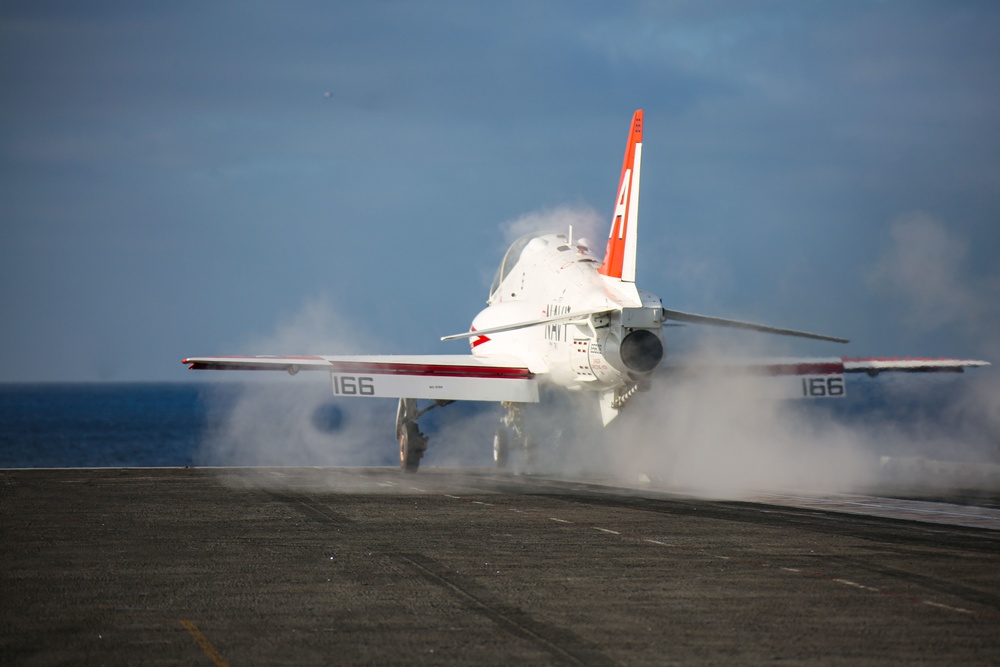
left=2, top=467, right=999, bottom=665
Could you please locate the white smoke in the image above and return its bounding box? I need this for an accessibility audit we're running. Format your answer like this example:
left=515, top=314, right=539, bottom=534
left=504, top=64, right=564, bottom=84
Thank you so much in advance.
left=560, top=212, right=998, bottom=499
left=867, top=212, right=995, bottom=337
left=613, top=372, right=877, bottom=498
left=199, top=379, right=395, bottom=466
left=499, top=205, right=604, bottom=246
left=479, top=211, right=998, bottom=499
left=196, top=296, right=400, bottom=473
left=195, top=210, right=997, bottom=499
left=241, top=294, right=371, bottom=355
left=513, top=334, right=879, bottom=500
left=867, top=213, right=999, bottom=448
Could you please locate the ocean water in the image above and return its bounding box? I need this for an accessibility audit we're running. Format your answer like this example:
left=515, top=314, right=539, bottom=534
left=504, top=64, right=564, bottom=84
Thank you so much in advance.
left=0, top=376, right=993, bottom=469
left=0, top=382, right=463, bottom=469
left=0, top=383, right=215, bottom=468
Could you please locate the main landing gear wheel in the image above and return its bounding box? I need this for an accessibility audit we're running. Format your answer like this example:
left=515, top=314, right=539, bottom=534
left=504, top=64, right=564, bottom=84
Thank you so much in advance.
left=396, top=398, right=428, bottom=473
left=394, top=397, right=453, bottom=474
left=399, top=421, right=425, bottom=473
left=493, top=428, right=509, bottom=469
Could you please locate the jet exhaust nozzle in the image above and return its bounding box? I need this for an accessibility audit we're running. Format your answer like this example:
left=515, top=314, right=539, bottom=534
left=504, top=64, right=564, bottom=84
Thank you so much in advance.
left=619, top=329, right=664, bottom=373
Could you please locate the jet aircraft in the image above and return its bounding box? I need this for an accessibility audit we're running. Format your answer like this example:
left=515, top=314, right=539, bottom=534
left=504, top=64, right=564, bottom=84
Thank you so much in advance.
left=184, top=110, right=989, bottom=472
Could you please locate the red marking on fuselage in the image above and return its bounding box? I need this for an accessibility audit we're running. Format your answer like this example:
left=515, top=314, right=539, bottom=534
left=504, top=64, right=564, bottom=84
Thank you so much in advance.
left=599, top=110, right=643, bottom=279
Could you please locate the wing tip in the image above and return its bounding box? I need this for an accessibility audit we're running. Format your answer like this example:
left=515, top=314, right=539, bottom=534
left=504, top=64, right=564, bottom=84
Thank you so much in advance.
left=841, top=356, right=991, bottom=374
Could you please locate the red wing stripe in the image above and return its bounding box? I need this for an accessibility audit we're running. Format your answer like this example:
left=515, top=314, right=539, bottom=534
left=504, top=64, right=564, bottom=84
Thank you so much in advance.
left=184, top=357, right=533, bottom=379
left=326, top=361, right=532, bottom=379
left=184, top=361, right=326, bottom=371
left=843, top=356, right=969, bottom=362
left=190, top=355, right=328, bottom=361
left=183, top=355, right=329, bottom=371
left=724, top=362, right=846, bottom=376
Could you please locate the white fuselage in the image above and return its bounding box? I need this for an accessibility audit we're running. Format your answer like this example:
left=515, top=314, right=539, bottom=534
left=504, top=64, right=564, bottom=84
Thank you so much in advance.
left=469, top=232, right=665, bottom=392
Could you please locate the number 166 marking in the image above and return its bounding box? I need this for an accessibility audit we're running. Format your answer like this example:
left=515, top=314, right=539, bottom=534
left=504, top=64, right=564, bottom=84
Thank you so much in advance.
left=332, top=375, right=375, bottom=396
left=801, top=376, right=845, bottom=397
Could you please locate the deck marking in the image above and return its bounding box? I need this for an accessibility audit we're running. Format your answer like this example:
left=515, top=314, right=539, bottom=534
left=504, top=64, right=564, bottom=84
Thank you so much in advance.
left=444, top=494, right=461, bottom=499
left=180, top=620, right=230, bottom=667
left=453, top=489, right=1000, bottom=621
left=400, top=553, right=614, bottom=665
left=923, top=600, right=978, bottom=615
left=752, top=492, right=1000, bottom=530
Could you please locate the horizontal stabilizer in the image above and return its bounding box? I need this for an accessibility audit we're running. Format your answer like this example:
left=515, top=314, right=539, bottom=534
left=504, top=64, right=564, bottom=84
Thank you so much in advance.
left=662, top=309, right=849, bottom=344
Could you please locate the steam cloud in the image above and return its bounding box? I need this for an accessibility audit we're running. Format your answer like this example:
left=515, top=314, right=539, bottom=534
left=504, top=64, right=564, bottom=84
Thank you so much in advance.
left=865, top=213, right=1000, bottom=476
left=195, top=210, right=997, bottom=499
left=500, top=205, right=604, bottom=246
left=868, top=212, right=1000, bottom=358
left=196, top=296, right=400, bottom=474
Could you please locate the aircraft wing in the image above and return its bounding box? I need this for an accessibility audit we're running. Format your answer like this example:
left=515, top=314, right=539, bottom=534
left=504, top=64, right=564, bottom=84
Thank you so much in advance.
left=182, top=354, right=539, bottom=403
left=665, top=356, right=989, bottom=376
left=839, top=357, right=991, bottom=374
left=662, top=356, right=990, bottom=399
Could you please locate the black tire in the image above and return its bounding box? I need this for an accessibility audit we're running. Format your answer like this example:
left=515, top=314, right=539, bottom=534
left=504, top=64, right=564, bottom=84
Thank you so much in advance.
left=493, top=428, right=509, bottom=469
left=399, top=422, right=423, bottom=473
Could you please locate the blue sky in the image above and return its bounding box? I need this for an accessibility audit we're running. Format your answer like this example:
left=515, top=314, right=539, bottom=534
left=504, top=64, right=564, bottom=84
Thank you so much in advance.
left=2, top=1, right=999, bottom=382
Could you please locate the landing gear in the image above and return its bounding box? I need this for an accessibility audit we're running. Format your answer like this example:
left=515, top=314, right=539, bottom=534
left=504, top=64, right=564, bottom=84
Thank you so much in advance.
left=399, top=421, right=425, bottom=473
left=394, top=398, right=453, bottom=473
left=495, top=402, right=533, bottom=471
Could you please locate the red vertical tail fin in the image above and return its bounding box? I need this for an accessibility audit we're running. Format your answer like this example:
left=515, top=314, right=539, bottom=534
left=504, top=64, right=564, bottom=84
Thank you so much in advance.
left=598, top=110, right=643, bottom=282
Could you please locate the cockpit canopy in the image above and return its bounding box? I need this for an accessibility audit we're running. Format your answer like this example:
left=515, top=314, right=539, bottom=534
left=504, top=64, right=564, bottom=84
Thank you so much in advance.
left=489, top=235, right=533, bottom=301
left=488, top=233, right=597, bottom=303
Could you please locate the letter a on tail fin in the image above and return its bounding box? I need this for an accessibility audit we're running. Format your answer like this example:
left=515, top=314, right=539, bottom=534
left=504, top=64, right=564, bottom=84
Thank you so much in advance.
left=599, top=109, right=643, bottom=283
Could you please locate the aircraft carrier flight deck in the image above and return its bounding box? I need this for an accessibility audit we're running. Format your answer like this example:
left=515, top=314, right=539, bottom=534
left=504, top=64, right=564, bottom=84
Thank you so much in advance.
left=2, top=467, right=999, bottom=665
